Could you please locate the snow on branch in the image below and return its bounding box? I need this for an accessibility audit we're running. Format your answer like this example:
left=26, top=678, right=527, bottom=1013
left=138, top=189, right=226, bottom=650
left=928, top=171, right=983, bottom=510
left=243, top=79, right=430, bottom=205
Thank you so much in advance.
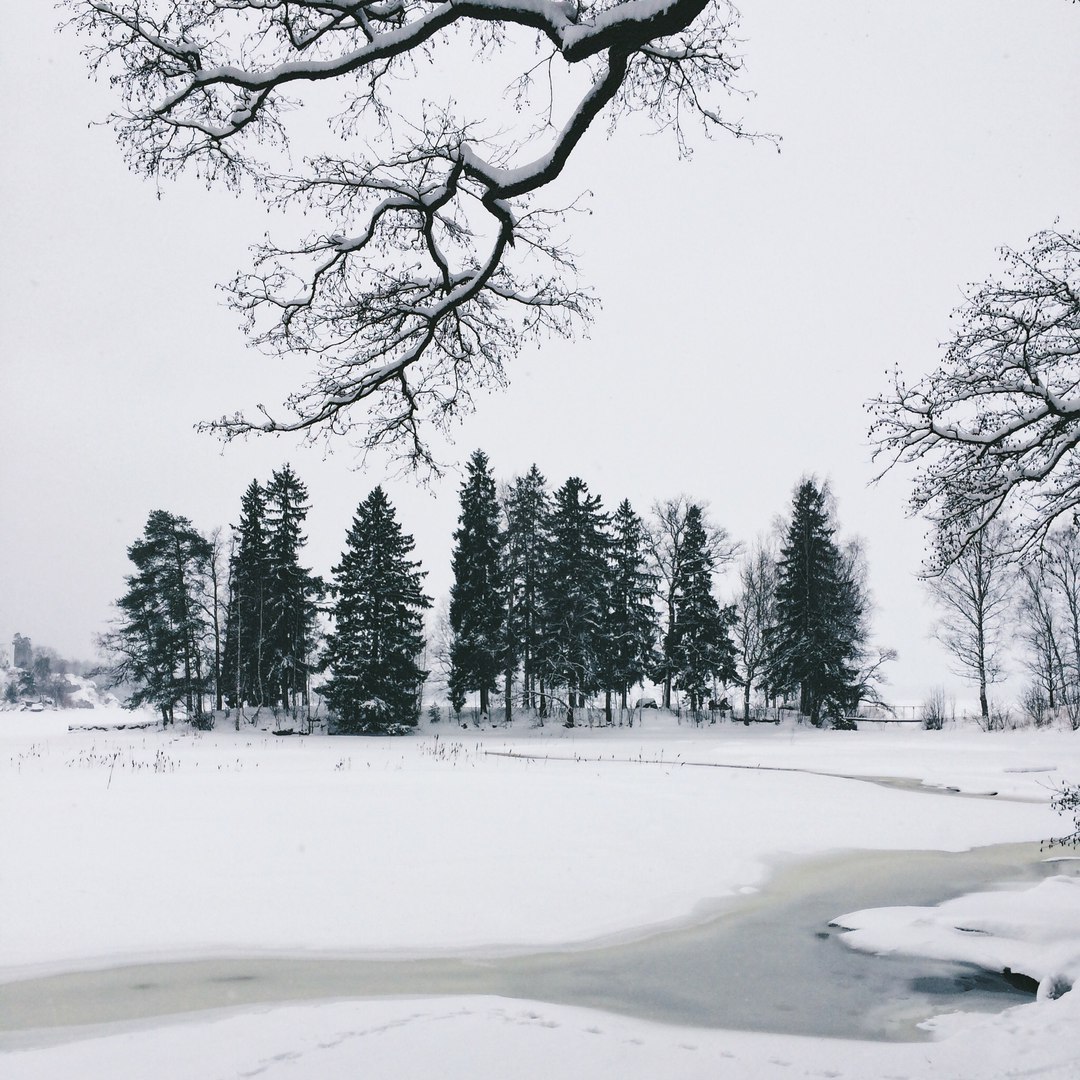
left=65, top=0, right=761, bottom=468
left=869, top=228, right=1080, bottom=566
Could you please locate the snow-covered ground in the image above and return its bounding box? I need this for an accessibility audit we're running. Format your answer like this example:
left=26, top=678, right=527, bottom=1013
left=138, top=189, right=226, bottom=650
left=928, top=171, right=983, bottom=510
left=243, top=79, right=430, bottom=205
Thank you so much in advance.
left=2, top=708, right=1078, bottom=1078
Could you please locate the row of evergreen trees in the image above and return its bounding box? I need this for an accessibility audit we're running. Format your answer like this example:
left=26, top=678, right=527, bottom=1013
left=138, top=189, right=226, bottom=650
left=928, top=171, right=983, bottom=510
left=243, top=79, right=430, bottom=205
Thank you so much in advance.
left=103, top=471, right=430, bottom=732
left=103, top=456, right=877, bottom=732
left=444, top=455, right=872, bottom=728
left=446, top=453, right=738, bottom=725
left=101, top=466, right=325, bottom=725
left=221, top=467, right=323, bottom=715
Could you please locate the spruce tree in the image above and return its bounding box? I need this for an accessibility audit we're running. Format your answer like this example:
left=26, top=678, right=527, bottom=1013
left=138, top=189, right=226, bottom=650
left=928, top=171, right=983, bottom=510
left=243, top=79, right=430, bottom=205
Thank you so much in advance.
left=767, top=479, right=861, bottom=726
left=648, top=497, right=737, bottom=708
left=221, top=479, right=271, bottom=709
left=264, top=465, right=323, bottom=711
left=322, top=486, right=431, bottom=733
left=605, top=499, right=658, bottom=717
left=671, top=504, right=737, bottom=714
left=104, top=510, right=214, bottom=726
left=448, top=450, right=505, bottom=720
left=540, top=477, right=611, bottom=726
left=503, top=465, right=550, bottom=715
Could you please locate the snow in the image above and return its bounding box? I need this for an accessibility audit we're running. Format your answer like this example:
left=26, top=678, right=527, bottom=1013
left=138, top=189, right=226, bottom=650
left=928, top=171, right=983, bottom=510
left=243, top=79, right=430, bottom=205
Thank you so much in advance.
left=6, top=993, right=1080, bottom=1080
left=2, top=708, right=1079, bottom=1078
left=835, top=872, right=1080, bottom=1002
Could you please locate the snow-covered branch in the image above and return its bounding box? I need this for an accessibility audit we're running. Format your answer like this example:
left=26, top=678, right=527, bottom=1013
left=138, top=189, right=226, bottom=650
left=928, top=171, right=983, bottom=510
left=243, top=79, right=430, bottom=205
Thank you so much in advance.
left=66, top=0, right=759, bottom=467
left=869, top=228, right=1080, bottom=565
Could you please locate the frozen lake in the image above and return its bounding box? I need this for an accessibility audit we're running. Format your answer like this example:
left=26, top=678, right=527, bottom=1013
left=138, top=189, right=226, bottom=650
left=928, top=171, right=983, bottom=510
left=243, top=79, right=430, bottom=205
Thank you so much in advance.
left=3, top=841, right=1063, bottom=1045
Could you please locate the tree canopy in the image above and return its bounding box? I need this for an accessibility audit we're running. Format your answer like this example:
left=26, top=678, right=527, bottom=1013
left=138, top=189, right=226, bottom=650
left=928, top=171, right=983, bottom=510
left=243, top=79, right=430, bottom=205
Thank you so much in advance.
left=103, top=509, right=215, bottom=725
left=448, top=449, right=505, bottom=716
left=322, top=486, right=431, bottom=732
left=65, top=0, right=759, bottom=468
left=870, top=228, right=1080, bottom=565
left=767, top=479, right=864, bottom=726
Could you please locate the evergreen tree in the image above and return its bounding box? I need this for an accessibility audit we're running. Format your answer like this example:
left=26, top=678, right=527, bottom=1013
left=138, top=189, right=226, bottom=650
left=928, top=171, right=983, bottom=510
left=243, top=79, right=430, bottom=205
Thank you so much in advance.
left=263, top=465, right=323, bottom=711
left=502, top=465, right=550, bottom=715
left=448, top=450, right=505, bottom=719
left=767, top=479, right=862, bottom=725
left=647, top=497, right=737, bottom=708
left=540, top=477, right=611, bottom=726
left=605, top=499, right=658, bottom=716
left=671, top=504, right=738, bottom=713
left=322, top=486, right=431, bottom=733
left=103, top=510, right=214, bottom=726
left=221, top=479, right=271, bottom=709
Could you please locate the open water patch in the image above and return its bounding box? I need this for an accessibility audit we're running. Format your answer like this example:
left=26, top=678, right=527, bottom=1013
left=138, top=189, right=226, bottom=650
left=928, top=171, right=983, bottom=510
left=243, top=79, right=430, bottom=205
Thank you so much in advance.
left=0, top=842, right=1068, bottom=1047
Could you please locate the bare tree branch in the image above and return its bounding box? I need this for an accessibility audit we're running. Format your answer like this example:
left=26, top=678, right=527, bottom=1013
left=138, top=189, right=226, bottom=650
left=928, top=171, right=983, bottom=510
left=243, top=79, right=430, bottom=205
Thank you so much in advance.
left=869, top=228, right=1080, bottom=566
left=64, top=0, right=766, bottom=470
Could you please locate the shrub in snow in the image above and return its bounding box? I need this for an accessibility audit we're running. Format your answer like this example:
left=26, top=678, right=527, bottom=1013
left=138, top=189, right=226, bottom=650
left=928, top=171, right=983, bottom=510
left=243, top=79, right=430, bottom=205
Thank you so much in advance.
left=1048, top=783, right=1080, bottom=849
left=921, top=686, right=948, bottom=730
left=1020, top=686, right=1052, bottom=729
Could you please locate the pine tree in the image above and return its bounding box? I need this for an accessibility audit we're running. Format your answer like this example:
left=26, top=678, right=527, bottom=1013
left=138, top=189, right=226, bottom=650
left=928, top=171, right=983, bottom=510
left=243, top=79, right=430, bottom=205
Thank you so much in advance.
left=322, top=486, right=431, bottom=733
left=221, top=479, right=271, bottom=709
left=671, top=504, right=737, bottom=714
left=448, top=450, right=505, bottom=720
left=605, top=499, right=658, bottom=717
left=103, top=510, right=215, bottom=726
left=502, top=465, right=550, bottom=715
left=540, top=477, right=611, bottom=726
left=767, top=479, right=862, bottom=726
left=263, top=465, right=323, bottom=711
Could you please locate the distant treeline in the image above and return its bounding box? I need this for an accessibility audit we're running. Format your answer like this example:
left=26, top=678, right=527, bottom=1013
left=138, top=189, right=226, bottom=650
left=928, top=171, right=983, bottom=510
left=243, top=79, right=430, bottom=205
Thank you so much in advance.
left=100, top=454, right=884, bottom=733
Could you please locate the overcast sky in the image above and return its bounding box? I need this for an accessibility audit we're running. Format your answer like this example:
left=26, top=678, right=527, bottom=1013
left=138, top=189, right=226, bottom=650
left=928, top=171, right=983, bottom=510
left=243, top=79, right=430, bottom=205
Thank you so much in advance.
left=2, top=2, right=1079, bottom=704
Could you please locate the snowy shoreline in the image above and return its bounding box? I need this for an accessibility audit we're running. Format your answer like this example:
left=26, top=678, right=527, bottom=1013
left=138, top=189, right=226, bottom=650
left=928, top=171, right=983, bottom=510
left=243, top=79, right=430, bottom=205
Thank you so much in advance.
left=0, top=838, right=1067, bottom=1047
left=3, top=709, right=1079, bottom=1077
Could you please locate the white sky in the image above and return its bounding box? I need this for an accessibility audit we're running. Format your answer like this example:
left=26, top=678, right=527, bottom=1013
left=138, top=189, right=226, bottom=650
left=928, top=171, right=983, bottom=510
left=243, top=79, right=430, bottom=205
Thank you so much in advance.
left=2, top=1, right=1079, bottom=704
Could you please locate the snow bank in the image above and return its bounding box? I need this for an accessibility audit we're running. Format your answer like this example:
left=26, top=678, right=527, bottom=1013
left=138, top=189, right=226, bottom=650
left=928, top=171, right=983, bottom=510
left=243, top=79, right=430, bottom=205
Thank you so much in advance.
left=835, top=868, right=1080, bottom=1002
left=5, top=990, right=1080, bottom=1080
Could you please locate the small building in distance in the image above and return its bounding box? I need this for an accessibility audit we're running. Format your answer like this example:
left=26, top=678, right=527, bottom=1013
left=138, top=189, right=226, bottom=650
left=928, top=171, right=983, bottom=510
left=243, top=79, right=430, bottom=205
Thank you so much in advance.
left=12, top=634, right=32, bottom=670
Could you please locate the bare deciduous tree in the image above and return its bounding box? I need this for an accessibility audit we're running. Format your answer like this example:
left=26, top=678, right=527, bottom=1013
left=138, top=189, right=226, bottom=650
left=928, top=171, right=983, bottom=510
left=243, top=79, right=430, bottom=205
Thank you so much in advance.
left=870, top=228, right=1080, bottom=566
left=66, top=0, right=761, bottom=468
left=732, top=535, right=775, bottom=720
left=927, top=520, right=1012, bottom=721
left=1016, top=562, right=1065, bottom=715
left=1019, top=526, right=1080, bottom=729
left=1042, top=526, right=1080, bottom=701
